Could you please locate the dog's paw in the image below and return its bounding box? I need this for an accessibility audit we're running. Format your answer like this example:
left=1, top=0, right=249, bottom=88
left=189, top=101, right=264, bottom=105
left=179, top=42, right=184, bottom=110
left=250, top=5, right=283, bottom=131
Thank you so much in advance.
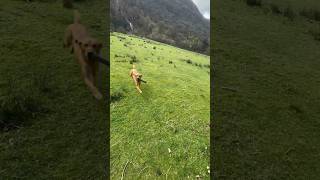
left=94, top=92, right=103, bottom=100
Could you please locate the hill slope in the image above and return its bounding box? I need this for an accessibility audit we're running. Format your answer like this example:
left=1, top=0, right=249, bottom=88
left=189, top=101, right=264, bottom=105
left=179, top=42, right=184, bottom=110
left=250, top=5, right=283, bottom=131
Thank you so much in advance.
left=0, top=0, right=108, bottom=178
left=213, top=0, right=320, bottom=178
left=110, top=32, right=210, bottom=178
left=110, top=0, right=210, bottom=54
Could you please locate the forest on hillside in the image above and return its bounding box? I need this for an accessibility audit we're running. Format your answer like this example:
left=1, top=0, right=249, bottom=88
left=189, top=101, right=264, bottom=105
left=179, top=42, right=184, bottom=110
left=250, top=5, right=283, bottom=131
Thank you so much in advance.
left=110, top=0, right=210, bottom=54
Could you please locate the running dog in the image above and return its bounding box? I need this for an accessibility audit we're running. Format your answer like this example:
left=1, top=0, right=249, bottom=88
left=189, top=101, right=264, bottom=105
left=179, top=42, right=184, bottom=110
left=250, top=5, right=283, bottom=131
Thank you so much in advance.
left=130, top=64, right=146, bottom=94
left=63, top=10, right=103, bottom=100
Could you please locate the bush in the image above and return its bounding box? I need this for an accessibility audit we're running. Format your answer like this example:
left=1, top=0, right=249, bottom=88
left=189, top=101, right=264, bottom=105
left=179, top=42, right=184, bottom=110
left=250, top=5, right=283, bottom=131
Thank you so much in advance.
left=246, top=0, right=262, bottom=7
left=63, top=0, right=73, bottom=9
left=0, top=90, right=44, bottom=131
left=300, top=8, right=320, bottom=22
left=110, top=91, right=124, bottom=103
left=111, top=87, right=127, bottom=103
left=315, top=10, right=320, bottom=21
left=0, top=77, right=48, bottom=131
left=169, top=61, right=173, bottom=64
left=270, top=4, right=282, bottom=14
left=283, top=6, right=296, bottom=21
left=129, top=55, right=139, bottom=64
left=309, top=28, right=320, bottom=41
left=300, top=9, right=312, bottom=19
left=186, top=59, right=193, bottom=64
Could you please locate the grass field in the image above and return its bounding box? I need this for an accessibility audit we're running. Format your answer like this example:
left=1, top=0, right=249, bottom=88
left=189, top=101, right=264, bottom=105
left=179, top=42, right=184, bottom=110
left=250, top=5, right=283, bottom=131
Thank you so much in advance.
left=0, top=0, right=108, bottom=178
left=110, top=32, right=210, bottom=178
left=213, top=0, right=320, bottom=178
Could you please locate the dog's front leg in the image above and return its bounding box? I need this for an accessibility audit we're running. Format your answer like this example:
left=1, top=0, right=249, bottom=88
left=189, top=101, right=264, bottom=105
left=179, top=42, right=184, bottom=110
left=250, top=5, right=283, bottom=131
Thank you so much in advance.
left=134, top=79, right=142, bottom=94
left=81, top=65, right=103, bottom=100
left=94, top=59, right=102, bottom=90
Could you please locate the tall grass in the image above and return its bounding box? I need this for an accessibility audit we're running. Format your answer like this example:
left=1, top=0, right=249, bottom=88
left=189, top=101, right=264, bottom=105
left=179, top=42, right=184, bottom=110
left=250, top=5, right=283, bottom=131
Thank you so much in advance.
left=0, top=79, right=46, bottom=131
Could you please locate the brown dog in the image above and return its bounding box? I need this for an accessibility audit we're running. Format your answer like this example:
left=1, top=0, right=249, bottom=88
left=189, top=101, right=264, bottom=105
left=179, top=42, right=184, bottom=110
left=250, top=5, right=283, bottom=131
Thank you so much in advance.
left=64, top=10, right=103, bottom=100
left=129, top=64, right=143, bottom=94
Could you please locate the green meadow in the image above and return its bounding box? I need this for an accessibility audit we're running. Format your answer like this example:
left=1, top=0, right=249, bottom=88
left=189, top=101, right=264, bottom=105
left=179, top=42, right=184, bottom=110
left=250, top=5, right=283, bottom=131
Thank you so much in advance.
left=0, top=0, right=107, bottom=178
left=110, top=32, right=210, bottom=178
left=213, top=0, right=320, bottom=178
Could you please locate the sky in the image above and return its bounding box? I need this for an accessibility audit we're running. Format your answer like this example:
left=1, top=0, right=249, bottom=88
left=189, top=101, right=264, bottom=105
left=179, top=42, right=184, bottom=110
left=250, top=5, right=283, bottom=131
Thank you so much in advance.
left=192, top=0, right=210, bottom=19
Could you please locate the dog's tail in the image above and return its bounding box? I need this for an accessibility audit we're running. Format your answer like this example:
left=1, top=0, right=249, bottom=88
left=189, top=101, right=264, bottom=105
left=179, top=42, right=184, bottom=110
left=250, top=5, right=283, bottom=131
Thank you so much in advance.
left=74, top=10, right=81, bottom=24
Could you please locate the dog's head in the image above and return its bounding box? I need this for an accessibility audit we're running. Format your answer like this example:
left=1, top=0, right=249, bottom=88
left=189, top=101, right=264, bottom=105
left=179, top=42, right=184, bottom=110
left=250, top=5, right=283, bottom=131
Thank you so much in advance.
left=79, top=38, right=102, bottom=60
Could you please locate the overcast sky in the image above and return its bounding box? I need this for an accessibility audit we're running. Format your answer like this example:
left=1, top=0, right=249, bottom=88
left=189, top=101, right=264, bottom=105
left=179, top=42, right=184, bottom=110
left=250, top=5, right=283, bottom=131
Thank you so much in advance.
left=192, top=0, right=210, bottom=19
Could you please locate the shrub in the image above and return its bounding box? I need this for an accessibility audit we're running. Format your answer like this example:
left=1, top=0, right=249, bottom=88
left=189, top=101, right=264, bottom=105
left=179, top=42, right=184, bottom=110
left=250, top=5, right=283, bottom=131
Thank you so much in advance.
left=129, top=55, right=139, bottom=64
left=300, top=8, right=320, bottom=22
left=270, top=4, right=282, bottom=14
left=300, top=9, right=310, bottom=18
left=315, top=10, right=320, bottom=21
left=246, top=0, right=262, bottom=7
left=131, top=55, right=138, bottom=62
left=283, top=6, right=295, bottom=21
left=309, top=28, right=320, bottom=41
left=186, top=59, right=193, bottom=64
left=111, top=87, right=127, bottom=103
left=110, top=91, right=124, bottom=103
left=169, top=61, right=173, bottom=64
left=0, top=88, right=44, bottom=131
left=63, top=0, right=73, bottom=9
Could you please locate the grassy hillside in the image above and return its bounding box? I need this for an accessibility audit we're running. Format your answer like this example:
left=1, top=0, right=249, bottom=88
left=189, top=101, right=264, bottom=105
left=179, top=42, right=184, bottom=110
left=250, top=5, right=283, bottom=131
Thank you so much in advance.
left=110, top=32, right=210, bottom=178
left=0, top=0, right=108, bottom=178
left=213, top=0, right=320, bottom=179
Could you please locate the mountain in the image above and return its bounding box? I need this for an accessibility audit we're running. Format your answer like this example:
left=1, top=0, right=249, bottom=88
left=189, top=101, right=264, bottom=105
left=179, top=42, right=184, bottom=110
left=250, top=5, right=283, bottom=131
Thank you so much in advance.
left=110, top=0, right=210, bottom=54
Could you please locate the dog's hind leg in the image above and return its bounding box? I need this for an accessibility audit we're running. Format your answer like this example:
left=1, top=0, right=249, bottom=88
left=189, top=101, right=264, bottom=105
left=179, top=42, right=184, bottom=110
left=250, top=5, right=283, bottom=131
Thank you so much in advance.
left=134, top=79, right=142, bottom=94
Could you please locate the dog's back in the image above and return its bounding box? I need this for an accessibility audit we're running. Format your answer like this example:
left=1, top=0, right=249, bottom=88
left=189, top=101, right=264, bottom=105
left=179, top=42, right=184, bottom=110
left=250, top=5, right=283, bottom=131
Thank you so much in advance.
left=64, top=10, right=88, bottom=51
left=69, top=10, right=89, bottom=42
